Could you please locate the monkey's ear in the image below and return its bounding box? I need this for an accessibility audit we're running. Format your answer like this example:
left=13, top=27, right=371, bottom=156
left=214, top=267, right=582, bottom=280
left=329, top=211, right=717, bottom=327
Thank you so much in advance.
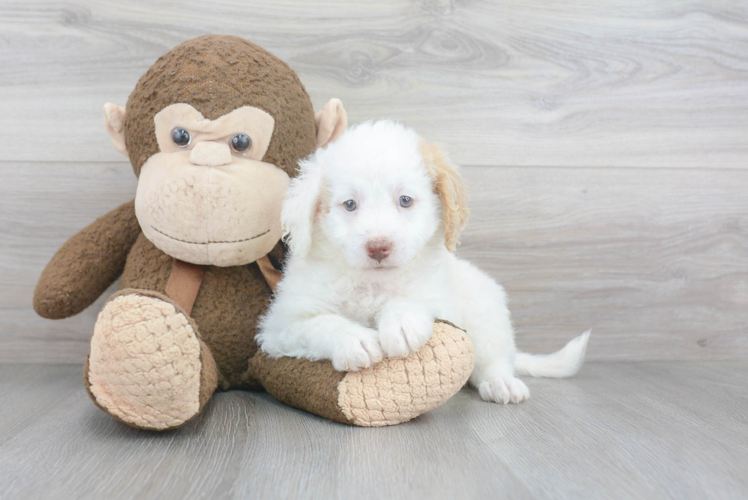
left=315, top=98, right=347, bottom=148
left=103, top=103, right=128, bottom=157
left=420, top=141, right=469, bottom=252
left=281, top=158, right=324, bottom=258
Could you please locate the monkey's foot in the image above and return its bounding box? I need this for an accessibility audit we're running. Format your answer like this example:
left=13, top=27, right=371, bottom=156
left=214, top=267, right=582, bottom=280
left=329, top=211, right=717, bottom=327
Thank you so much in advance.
left=85, top=290, right=218, bottom=430
left=249, top=320, right=475, bottom=427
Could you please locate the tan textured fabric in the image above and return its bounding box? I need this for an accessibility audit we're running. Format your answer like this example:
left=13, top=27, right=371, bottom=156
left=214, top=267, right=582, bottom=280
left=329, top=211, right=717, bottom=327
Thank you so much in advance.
left=135, top=154, right=289, bottom=267
left=315, top=98, right=347, bottom=148
left=188, top=141, right=233, bottom=166
left=164, top=259, right=207, bottom=315
left=256, top=255, right=282, bottom=291
left=87, top=292, right=205, bottom=430
left=120, top=235, right=280, bottom=391
left=103, top=103, right=127, bottom=156
left=337, top=321, right=475, bottom=427
left=248, top=322, right=473, bottom=427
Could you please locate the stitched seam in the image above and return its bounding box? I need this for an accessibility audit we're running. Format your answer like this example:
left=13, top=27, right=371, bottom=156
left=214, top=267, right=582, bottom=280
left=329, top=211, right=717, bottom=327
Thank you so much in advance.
left=151, top=226, right=270, bottom=245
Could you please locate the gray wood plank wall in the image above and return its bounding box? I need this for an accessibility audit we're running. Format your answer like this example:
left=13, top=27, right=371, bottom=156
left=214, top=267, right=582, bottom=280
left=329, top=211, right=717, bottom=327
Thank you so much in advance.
left=1, top=0, right=746, bottom=363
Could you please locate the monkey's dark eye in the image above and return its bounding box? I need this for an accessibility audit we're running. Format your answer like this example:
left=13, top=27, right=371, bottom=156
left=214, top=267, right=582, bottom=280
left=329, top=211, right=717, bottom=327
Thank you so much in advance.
left=343, top=200, right=357, bottom=212
left=399, top=195, right=413, bottom=208
left=231, top=134, right=252, bottom=153
left=171, top=128, right=191, bottom=147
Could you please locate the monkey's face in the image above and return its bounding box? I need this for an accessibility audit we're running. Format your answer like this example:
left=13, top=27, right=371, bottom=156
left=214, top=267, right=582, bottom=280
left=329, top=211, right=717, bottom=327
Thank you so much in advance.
left=134, top=103, right=289, bottom=267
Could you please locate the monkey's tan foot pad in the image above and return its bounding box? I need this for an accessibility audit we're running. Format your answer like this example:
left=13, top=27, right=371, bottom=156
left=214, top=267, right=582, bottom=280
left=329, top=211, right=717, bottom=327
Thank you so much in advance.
left=85, top=290, right=217, bottom=431
left=249, top=320, right=474, bottom=427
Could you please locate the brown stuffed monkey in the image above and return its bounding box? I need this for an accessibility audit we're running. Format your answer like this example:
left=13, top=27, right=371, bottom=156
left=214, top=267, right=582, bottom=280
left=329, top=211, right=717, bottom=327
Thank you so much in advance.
left=33, top=35, right=474, bottom=430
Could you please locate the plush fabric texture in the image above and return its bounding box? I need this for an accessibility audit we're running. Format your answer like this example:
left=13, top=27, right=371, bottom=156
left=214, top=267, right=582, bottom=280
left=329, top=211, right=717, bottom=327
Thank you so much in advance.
left=154, top=104, right=275, bottom=162
left=314, top=98, right=347, bottom=148
left=35, top=35, right=474, bottom=430
left=248, top=352, right=352, bottom=424
left=135, top=154, right=289, bottom=266
left=86, top=290, right=218, bottom=430
left=337, top=321, right=474, bottom=426
left=124, top=34, right=316, bottom=177
left=164, top=259, right=206, bottom=315
left=34, top=200, right=141, bottom=319
left=120, top=234, right=272, bottom=391
left=255, top=255, right=283, bottom=291
left=188, top=141, right=233, bottom=166
left=249, top=321, right=474, bottom=426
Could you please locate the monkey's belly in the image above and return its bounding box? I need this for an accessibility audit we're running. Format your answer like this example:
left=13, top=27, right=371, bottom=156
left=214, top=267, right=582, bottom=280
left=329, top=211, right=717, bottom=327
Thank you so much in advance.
left=120, top=233, right=271, bottom=390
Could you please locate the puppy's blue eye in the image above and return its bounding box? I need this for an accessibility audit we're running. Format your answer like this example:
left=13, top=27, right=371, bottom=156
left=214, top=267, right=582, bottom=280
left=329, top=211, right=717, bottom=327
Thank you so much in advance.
left=343, top=200, right=357, bottom=211
left=399, top=195, right=413, bottom=208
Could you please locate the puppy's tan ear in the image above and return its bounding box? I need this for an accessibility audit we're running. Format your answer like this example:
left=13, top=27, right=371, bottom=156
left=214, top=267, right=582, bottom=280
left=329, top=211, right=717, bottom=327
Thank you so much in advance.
left=420, top=141, right=469, bottom=252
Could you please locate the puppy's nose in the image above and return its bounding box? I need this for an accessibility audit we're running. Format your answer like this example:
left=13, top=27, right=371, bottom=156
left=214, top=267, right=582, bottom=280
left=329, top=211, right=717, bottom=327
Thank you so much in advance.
left=190, top=141, right=232, bottom=166
left=366, top=239, right=391, bottom=263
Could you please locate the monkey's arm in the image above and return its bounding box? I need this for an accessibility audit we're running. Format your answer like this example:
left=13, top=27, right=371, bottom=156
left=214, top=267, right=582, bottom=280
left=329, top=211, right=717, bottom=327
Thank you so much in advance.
left=34, top=200, right=141, bottom=319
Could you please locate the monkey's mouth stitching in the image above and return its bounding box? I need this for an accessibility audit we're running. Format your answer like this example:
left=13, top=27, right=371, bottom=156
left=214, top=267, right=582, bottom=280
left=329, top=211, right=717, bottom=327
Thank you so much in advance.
left=151, top=226, right=270, bottom=245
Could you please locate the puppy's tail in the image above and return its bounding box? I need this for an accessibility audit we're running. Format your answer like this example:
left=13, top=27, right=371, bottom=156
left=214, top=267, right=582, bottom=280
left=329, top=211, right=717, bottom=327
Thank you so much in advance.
left=514, top=330, right=591, bottom=378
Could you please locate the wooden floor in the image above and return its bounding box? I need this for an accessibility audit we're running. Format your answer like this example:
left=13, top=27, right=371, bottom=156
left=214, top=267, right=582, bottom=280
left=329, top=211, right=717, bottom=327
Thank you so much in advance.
left=0, top=362, right=745, bottom=500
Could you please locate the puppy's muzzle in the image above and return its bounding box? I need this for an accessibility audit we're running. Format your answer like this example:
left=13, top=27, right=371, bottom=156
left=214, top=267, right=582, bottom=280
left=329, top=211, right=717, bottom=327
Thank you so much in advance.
left=366, top=238, right=391, bottom=263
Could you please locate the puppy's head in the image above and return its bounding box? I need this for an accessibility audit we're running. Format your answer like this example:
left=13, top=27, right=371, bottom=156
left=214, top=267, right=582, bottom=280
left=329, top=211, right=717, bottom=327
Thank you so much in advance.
left=282, top=120, right=468, bottom=269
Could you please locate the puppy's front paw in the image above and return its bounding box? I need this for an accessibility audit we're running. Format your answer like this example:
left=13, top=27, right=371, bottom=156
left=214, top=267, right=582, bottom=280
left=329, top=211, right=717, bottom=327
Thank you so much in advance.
left=477, top=377, right=530, bottom=404
left=378, top=312, right=433, bottom=358
left=331, top=327, right=383, bottom=372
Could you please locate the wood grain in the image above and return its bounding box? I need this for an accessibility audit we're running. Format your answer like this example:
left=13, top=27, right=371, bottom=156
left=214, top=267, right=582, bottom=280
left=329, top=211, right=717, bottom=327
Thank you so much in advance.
left=460, top=166, right=748, bottom=361
left=2, top=162, right=746, bottom=362
left=1, top=1, right=747, bottom=362
left=0, top=0, right=747, bottom=167
left=0, top=362, right=745, bottom=499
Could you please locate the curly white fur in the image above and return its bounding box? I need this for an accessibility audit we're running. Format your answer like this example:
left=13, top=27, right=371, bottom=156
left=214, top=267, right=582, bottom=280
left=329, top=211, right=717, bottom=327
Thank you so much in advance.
left=258, top=120, right=590, bottom=404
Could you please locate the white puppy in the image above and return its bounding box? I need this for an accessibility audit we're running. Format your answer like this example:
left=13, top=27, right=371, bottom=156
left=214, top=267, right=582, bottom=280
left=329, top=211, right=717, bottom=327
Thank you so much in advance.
left=258, top=120, right=590, bottom=404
